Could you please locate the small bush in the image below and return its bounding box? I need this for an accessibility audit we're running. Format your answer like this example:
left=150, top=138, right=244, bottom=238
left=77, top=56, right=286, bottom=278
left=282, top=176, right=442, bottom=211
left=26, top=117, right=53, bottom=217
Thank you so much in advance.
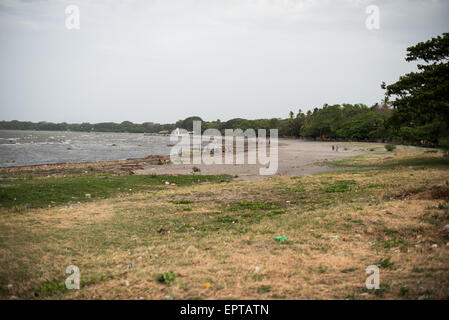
left=399, top=286, right=410, bottom=297
left=157, top=271, right=176, bottom=284
left=40, top=278, right=66, bottom=295
left=376, top=257, right=395, bottom=269
left=257, top=285, right=272, bottom=294
left=385, top=144, right=396, bottom=152
left=438, top=136, right=449, bottom=150
left=383, top=236, right=407, bottom=249
left=171, top=199, right=193, bottom=204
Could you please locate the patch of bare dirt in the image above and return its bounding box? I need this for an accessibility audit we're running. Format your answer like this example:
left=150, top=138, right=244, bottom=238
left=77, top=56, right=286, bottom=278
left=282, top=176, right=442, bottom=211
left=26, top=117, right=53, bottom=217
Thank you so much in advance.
left=391, top=186, right=449, bottom=200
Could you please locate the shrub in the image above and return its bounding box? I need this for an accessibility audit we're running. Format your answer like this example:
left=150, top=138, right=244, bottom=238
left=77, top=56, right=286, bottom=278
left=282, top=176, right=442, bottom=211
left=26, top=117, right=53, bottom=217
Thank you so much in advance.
left=438, top=137, right=449, bottom=151
left=385, top=144, right=396, bottom=152
left=157, top=271, right=176, bottom=284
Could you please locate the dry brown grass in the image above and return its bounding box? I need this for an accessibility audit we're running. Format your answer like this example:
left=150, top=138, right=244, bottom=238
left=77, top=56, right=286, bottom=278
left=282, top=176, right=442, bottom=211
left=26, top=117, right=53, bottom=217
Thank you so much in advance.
left=1, top=147, right=449, bottom=300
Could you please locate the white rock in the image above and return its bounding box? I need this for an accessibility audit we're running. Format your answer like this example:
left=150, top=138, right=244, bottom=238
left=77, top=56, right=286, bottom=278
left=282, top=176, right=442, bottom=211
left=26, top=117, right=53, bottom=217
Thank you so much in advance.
left=254, top=266, right=260, bottom=274
left=125, top=280, right=129, bottom=286
left=7, top=284, right=13, bottom=289
left=165, top=181, right=170, bottom=185
left=431, top=244, right=438, bottom=248
left=85, top=194, right=91, bottom=198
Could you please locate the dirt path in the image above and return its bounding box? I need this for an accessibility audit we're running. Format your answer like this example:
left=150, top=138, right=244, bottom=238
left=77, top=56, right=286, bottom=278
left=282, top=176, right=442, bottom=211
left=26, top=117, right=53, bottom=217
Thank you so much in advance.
left=136, top=140, right=372, bottom=180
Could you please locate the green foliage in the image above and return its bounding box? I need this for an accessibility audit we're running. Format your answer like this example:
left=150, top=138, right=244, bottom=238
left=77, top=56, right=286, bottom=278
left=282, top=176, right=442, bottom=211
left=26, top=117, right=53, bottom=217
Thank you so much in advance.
left=396, top=123, right=440, bottom=144
left=0, top=106, right=387, bottom=141
left=325, top=180, right=356, bottom=193
left=0, top=120, right=178, bottom=133
left=179, top=116, right=203, bottom=131
left=373, top=283, right=391, bottom=297
left=439, top=137, right=449, bottom=150
left=399, top=286, right=410, bottom=297
left=385, top=144, right=396, bottom=152
left=301, top=103, right=390, bottom=140
left=40, top=278, right=66, bottom=295
left=232, top=201, right=274, bottom=210
left=157, top=271, right=176, bottom=284
left=383, top=33, right=449, bottom=145
left=376, top=257, right=395, bottom=269
left=383, top=236, right=407, bottom=249
left=171, top=199, right=194, bottom=204
left=257, top=285, right=272, bottom=294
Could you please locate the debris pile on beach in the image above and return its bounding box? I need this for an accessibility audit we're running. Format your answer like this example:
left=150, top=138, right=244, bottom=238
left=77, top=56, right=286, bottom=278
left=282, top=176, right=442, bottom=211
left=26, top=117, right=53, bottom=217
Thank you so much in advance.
left=0, top=155, right=171, bottom=178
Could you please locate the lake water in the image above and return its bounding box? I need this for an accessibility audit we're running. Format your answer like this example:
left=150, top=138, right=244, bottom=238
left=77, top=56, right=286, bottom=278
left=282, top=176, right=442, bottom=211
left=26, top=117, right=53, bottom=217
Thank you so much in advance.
left=0, top=130, right=172, bottom=167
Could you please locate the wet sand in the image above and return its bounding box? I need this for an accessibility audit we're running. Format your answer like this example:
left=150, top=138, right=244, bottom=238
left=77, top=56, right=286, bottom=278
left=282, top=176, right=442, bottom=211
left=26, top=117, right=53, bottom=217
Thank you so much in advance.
left=136, top=140, right=370, bottom=180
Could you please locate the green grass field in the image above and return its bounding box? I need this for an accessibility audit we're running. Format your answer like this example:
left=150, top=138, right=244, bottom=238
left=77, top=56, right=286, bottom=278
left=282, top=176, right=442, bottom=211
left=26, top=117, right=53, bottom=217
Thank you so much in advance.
left=0, top=174, right=231, bottom=209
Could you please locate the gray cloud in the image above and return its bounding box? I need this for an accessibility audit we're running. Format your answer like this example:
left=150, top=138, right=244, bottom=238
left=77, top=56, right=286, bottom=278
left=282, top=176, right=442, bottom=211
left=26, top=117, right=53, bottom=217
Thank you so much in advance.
left=0, top=0, right=448, bottom=123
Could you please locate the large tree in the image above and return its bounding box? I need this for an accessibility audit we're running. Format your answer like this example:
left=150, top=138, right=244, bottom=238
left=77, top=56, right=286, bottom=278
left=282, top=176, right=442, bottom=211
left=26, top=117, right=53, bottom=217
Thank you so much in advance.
left=382, top=33, right=449, bottom=144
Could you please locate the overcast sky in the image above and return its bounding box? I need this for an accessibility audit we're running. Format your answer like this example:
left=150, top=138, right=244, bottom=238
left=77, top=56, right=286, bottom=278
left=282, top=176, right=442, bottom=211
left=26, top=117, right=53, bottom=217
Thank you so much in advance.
left=0, top=0, right=448, bottom=124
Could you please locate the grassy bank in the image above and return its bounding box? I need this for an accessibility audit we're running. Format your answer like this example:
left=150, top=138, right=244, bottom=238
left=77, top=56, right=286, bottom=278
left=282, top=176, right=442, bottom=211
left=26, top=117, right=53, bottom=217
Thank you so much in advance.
left=0, top=146, right=448, bottom=300
left=0, top=174, right=232, bottom=210
left=324, top=144, right=449, bottom=169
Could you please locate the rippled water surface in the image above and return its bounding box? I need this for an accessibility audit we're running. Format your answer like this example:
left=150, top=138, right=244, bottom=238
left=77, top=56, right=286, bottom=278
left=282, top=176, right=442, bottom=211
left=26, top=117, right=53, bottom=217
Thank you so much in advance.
left=0, top=130, right=172, bottom=167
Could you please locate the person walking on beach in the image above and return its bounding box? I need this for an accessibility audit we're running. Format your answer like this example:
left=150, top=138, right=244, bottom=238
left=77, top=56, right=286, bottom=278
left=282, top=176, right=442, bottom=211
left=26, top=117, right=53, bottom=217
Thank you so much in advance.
left=332, top=145, right=335, bottom=151
left=336, top=145, right=339, bottom=152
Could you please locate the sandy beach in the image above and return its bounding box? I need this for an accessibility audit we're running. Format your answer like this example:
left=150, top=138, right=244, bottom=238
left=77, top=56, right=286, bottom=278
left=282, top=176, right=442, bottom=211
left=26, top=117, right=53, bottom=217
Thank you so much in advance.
left=136, top=139, right=369, bottom=180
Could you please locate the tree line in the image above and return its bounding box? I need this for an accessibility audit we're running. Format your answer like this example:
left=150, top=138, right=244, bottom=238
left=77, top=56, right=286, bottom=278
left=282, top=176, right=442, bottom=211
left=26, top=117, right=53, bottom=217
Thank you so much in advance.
left=0, top=102, right=431, bottom=145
